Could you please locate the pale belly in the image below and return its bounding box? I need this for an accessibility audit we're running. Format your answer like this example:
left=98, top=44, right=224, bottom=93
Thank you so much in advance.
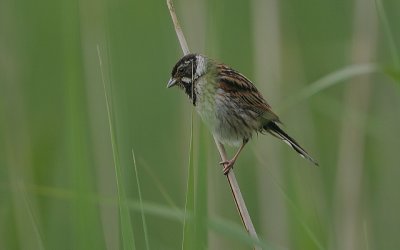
left=195, top=82, right=261, bottom=147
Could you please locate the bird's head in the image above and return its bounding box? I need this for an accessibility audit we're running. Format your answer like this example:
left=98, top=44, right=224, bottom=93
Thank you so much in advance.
left=167, top=54, right=208, bottom=90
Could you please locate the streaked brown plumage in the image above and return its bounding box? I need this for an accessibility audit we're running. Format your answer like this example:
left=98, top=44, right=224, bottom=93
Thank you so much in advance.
left=168, top=54, right=318, bottom=174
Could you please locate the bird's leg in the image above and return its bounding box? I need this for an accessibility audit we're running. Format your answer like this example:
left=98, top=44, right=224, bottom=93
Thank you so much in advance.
left=220, top=139, right=248, bottom=175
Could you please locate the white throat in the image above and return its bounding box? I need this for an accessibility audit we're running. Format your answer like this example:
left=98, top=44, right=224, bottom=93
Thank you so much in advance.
left=195, top=55, right=207, bottom=78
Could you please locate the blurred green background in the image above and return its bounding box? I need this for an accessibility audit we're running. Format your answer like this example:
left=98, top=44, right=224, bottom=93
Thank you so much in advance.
left=1, top=0, right=400, bottom=249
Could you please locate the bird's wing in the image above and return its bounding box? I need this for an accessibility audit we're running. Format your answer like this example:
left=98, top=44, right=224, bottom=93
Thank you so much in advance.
left=217, top=64, right=280, bottom=122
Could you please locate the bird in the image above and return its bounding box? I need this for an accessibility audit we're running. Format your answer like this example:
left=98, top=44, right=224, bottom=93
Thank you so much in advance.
left=167, top=53, right=318, bottom=174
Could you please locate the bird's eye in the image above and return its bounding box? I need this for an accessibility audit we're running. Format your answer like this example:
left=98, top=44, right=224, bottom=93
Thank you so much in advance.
left=178, top=66, right=185, bottom=73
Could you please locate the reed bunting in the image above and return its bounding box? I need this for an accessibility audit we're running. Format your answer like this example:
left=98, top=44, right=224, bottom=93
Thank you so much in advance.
left=167, top=54, right=318, bottom=174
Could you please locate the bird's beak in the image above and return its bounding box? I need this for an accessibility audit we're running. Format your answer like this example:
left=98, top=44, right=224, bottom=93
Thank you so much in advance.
left=167, top=78, right=177, bottom=88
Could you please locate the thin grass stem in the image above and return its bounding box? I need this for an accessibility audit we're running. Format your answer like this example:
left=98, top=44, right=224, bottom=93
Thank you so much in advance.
left=97, top=45, right=136, bottom=250
left=132, top=149, right=150, bottom=250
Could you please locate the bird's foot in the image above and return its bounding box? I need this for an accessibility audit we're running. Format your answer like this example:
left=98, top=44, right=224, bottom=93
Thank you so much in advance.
left=219, top=159, right=235, bottom=175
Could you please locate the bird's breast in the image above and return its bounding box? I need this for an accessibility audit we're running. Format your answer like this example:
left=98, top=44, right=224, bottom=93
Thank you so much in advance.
left=195, top=78, right=257, bottom=147
left=195, top=77, right=218, bottom=129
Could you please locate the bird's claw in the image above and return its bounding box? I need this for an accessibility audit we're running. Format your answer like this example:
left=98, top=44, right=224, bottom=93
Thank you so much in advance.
left=219, top=160, right=235, bottom=175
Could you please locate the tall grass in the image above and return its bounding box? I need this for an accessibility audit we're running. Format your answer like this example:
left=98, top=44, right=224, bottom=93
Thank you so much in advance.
left=98, top=45, right=136, bottom=249
left=132, top=149, right=150, bottom=250
left=181, top=111, right=195, bottom=250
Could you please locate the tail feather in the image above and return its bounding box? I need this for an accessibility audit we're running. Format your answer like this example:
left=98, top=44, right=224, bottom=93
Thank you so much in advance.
left=264, top=122, right=319, bottom=166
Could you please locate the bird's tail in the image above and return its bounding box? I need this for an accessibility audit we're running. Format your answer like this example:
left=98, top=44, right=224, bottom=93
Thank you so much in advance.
left=264, top=122, right=319, bottom=166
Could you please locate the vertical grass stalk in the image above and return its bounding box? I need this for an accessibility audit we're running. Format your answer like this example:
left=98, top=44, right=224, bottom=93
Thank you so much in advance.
left=181, top=111, right=195, bottom=250
left=132, top=149, right=150, bottom=250
left=97, top=45, right=136, bottom=250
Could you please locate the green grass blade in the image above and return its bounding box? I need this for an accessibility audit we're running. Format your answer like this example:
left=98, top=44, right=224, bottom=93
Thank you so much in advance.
left=383, top=67, right=400, bottom=85
left=62, top=3, right=105, bottom=248
left=139, top=158, right=179, bottom=209
left=19, top=182, right=45, bottom=250
left=182, top=111, right=196, bottom=250
left=132, top=149, right=150, bottom=250
left=193, top=124, right=208, bottom=250
left=29, top=183, right=275, bottom=248
left=375, top=0, right=400, bottom=68
left=261, top=165, right=325, bottom=250
left=209, top=217, right=273, bottom=250
left=281, top=64, right=379, bottom=110
left=97, top=45, right=136, bottom=250
left=363, top=220, right=370, bottom=250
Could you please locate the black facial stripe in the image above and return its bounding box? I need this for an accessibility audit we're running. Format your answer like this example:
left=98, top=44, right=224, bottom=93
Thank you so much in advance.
left=183, top=81, right=197, bottom=105
left=170, top=53, right=199, bottom=106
